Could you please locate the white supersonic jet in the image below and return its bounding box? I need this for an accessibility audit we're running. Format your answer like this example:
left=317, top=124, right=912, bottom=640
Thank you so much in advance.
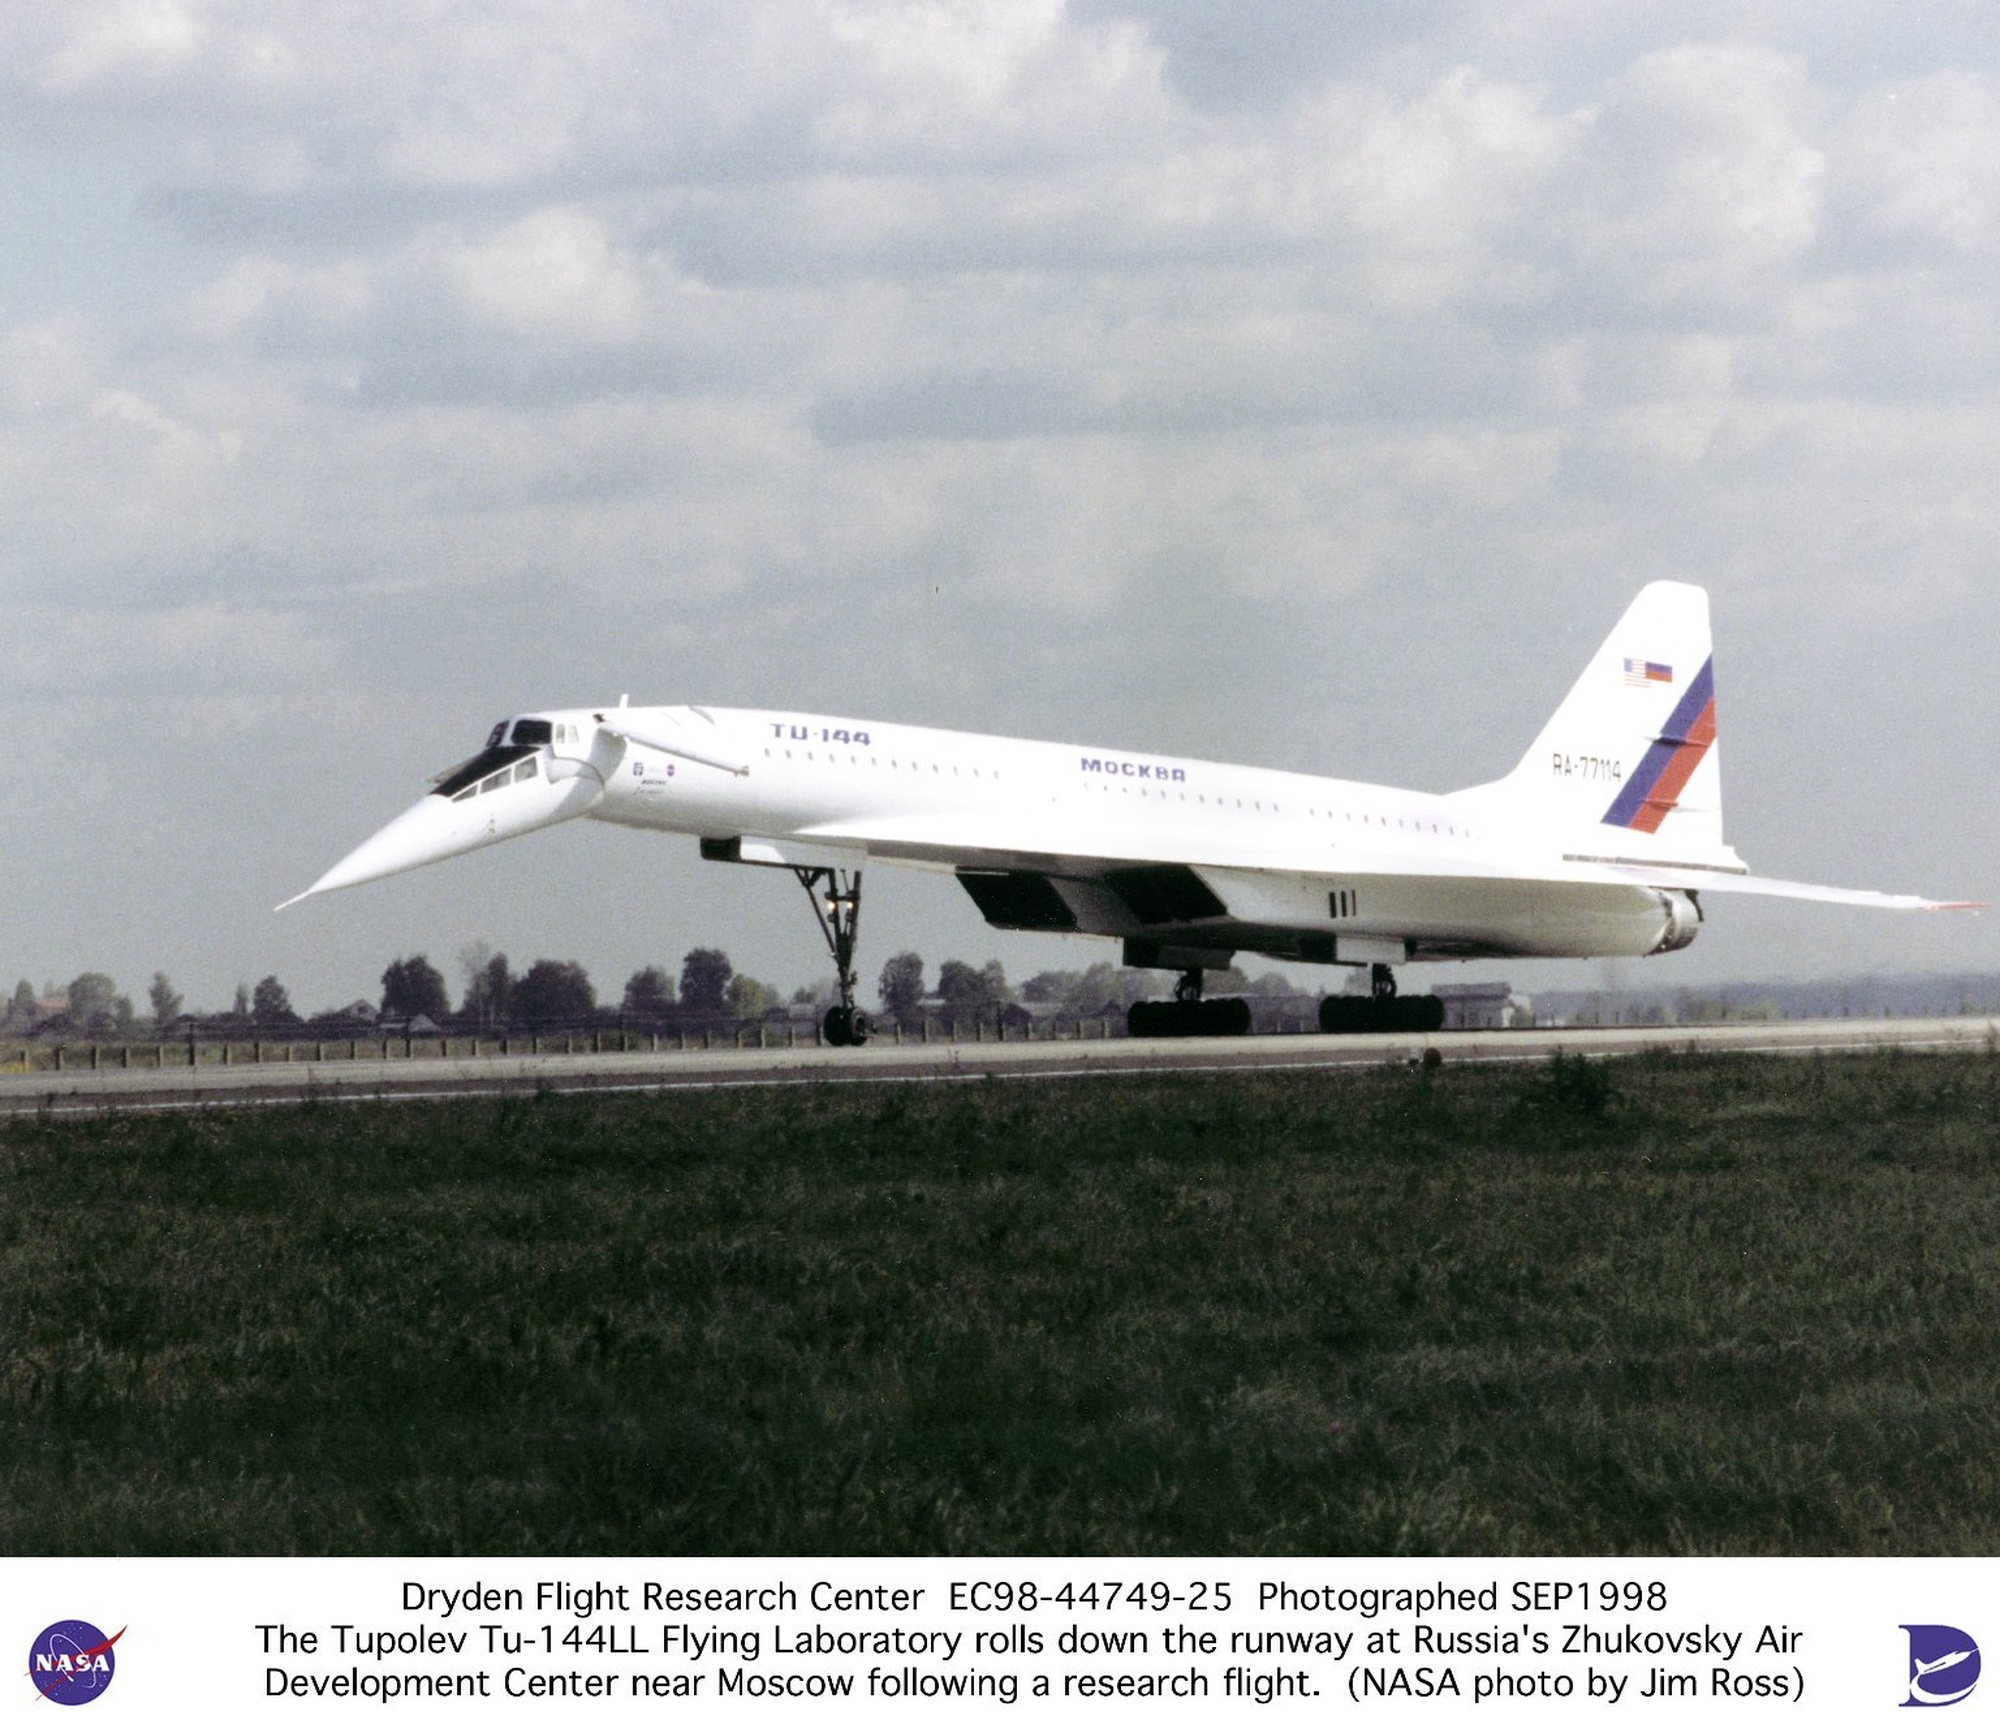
left=283, top=582, right=1973, bottom=1043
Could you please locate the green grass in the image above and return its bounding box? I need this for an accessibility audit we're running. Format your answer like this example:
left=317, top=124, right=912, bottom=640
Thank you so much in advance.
left=4, top=1049, right=1999, bottom=1555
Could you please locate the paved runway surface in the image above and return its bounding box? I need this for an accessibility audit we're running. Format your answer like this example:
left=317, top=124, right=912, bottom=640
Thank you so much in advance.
left=4, top=1015, right=1996, bottom=1116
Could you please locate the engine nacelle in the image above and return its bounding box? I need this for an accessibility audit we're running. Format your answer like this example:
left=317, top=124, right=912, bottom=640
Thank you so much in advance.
left=1648, top=889, right=1702, bottom=955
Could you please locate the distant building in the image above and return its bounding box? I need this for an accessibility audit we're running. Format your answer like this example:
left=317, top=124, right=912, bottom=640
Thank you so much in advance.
left=1432, top=982, right=1533, bottom=1030
left=1239, top=992, right=1322, bottom=1034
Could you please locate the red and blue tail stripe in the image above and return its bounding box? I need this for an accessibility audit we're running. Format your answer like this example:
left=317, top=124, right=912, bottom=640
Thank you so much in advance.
left=1601, top=657, right=1716, bottom=833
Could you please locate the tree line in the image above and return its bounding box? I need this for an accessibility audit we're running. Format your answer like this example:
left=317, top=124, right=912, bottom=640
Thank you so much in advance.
left=3, top=949, right=1301, bottom=1041
left=6, top=949, right=1310, bottom=1041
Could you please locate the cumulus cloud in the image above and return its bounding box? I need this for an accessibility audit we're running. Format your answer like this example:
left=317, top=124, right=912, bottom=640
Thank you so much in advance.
left=35, top=0, right=208, bottom=92
left=441, top=207, right=651, bottom=342
left=1284, top=67, right=1582, bottom=309
left=1837, top=71, right=2000, bottom=255
left=1562, top=44, right=1827, bottom=309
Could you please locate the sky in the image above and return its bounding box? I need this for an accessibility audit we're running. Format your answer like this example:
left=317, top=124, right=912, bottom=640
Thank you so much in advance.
left=5, top=0, right=1999, bottom=1017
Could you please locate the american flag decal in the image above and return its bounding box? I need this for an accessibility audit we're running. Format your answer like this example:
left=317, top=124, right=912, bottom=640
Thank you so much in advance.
left=1624, top=658, right=1673, bottom=687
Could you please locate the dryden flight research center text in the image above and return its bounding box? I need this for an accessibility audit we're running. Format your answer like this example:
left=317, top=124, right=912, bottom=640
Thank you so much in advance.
left=252, top=1572, right=1818, bottom=1709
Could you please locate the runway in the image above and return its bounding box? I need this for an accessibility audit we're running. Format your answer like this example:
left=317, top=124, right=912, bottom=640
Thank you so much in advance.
left=3, top=1015, right=1996, bottom=1116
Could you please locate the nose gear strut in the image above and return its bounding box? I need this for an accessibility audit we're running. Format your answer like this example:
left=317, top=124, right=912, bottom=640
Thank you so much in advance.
left=793, top=865, right=870, bottom=1046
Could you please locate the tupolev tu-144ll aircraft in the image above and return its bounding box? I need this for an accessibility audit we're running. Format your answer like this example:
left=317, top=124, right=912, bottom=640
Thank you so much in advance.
left=283, top=582, right=1973, bottom=1043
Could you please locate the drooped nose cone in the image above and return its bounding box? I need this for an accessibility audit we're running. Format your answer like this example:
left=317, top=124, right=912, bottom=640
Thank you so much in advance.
left=277, top=765, right=604, bottom=909
left=278, top=795, right=485, bottom=907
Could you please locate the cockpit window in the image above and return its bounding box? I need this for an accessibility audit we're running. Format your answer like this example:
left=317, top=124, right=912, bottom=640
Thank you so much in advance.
left=486, top=722, right=508, bottom=749
left=432, top=743, right=533, bottom=799
left=511, top=719, right=553, bottom=747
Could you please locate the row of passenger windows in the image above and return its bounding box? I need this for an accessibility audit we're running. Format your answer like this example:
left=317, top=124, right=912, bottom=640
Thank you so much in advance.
left=1077, top=777, right=1470, bottom=837
left=753, top=744, right=1472, bottom=839
left=762, top=747, right=1000, bottom=780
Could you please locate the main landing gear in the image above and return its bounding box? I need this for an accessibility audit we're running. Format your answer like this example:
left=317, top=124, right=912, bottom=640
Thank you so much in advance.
left=793, top=866, right=871, bottom=1047
left=1318, top=964, right=1445, bottom=1034
left=1127, top=969, right=1253, bottom=1039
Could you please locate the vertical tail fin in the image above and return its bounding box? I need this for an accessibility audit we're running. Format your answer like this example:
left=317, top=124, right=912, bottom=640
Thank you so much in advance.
left=1457, top=581, right=1735, bottom=861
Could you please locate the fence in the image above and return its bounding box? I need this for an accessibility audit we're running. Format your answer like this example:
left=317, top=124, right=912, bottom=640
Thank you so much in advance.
left=0, top=1011, right=1154, bottom=1075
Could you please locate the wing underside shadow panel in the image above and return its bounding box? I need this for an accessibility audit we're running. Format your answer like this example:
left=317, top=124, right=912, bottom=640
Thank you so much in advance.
left=957, top=864, right=1228, bottom=934
left=956, top=870, right=1079, bottom=931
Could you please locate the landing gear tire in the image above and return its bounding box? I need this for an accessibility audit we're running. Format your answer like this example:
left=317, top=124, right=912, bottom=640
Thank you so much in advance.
left=1318, top=962, right=1441, bottom=1034
left=822, top=1006, right=871, bottom=1048
left=1127, top=996, right=1252, bottom=1039
left=1318, top=994, right=1444, bottom=1034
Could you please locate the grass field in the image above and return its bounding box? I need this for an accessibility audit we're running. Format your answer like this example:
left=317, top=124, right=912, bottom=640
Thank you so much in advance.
left=5, top=1048, right=1998, bottom=1556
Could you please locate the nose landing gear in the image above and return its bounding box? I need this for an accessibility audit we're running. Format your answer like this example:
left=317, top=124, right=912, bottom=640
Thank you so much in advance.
left=793, top=865, right=871, bottom=1046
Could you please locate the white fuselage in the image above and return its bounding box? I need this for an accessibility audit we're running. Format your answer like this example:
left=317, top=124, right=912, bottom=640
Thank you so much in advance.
left=541, top=704, right=1700, bottom=968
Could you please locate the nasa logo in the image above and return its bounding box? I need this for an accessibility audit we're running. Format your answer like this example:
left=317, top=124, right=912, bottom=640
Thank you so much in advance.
left=1903, top=1625, right=1980, bottom=1708
left=27, top=1621, right=124, bottom=1707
